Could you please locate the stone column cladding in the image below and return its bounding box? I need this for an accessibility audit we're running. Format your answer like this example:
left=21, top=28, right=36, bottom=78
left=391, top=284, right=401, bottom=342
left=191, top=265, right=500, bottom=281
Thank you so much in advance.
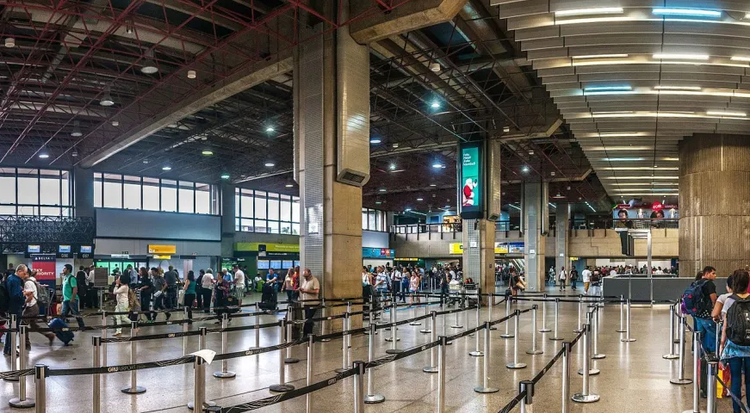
left=523, top=182, right=548, bottom=292
left=462, top=219, right=497, bottom=304
left=555, top=203, right=569, bottom=274
left=679, top=134, right=750, bottom=277
left=73, top=166, right=94, bottom=218
left=220, top=183, right=236, bottom=258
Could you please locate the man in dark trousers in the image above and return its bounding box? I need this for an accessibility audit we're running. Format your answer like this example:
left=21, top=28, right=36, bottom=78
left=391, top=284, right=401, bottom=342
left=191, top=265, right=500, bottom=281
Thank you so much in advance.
left=4, top=265, right=26, bottom=356
left=76, top=266, right=88, bottom=309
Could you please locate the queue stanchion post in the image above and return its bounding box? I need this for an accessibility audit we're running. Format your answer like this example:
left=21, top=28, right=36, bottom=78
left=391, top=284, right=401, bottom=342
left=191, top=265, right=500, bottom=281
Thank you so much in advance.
left=252, top=303, right=261, bottom=349
left=364, top=323, right=385, bottom=403
left=500, top=297, right=513, bottom=338
left=420, top=304, right=432, bottom=334
left=621, top=299, right=636, bottom=342
left=182, top=307, right=189, bottom=356
left=5, top=314, right=18, bottom=381
left=574, top=295, right=583, bottom=333
left=670, top=313, right=692, bottom=385
left=506, top=310, right=527, bottom=369
left=269, top=319, right=295, bottom=392
left=199, top=326, right=207, bottom=350
left=561, top=342, right=571, bottom=413
left=92, top=337, right=101, bottom=413
left=9, top=325, right=34, bottom=408
left=572, top=324, right=599, bottom=403
left=550, top=298, right=564, bottom=341
left=487, top=294, right=497, bottom=330
left=409, top=297, right=422, bottom=326
left=442, top=310, right=453, bottom=346
left=663, top=303, right=679, bottom=359
left=101, top=311, right=107, bottom=366
left=474, top=322, right=499, bottom=393
left=469, top=303, right=484, bottom=357
left=519, top=380, right=534, bottom=413
left=335, top=312, right=351, bottom=373
left=285, top=308, right=299, bottom=364
left=706, top=356, right=718, bottom=413
left=450, top=304, right=463, bottom=329
left=526, top=305, right=543, bottom=355
left=320, top=299, right=331, bottom=343
left=423, top=311, right=439, bottom=373
left=353, top=361, right=365, bottom=413
left=578, top=311, right=600, bottom=376
left=213, top=313, right=236, bottom=378
left=616, top=295, right=626, bottom=333
left=384, top=301, right=400, bottom=341
left=539, top=294, right=551, bottom=333
left=437, top=336, right=447, bottom=413
left=121, top=321, right=146, bottom=394
left=34, top=365, right=46, bottom=413
left=306, top=334, right=314, bottom=412
left=592, top=307, right=605, bottom=360
left=386, top=304, right=403, bottom=354
left=682, top=331, right=703, bottom=413
left=187, top=355, right=218, bottom=411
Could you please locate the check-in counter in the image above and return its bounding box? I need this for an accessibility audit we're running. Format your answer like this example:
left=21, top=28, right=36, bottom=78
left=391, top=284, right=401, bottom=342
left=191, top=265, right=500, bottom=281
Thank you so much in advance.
left=602, top=275, right=693, bottom=303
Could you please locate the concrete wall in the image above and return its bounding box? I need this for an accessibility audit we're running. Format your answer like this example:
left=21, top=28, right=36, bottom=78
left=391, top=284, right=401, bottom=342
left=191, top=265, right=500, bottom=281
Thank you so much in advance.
left=96, top=209, right=221, bottom=241
left=94, top=238, right=222, bottom=256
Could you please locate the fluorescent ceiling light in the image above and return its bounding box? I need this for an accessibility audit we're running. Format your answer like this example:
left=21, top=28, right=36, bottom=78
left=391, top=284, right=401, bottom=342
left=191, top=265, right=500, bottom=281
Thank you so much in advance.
left=370, top=138, right=382, bottom=144
left=653, top=53, right=709, bottom=60
left=38, top=154, right=49, bottom=159
left=508, top=204, right=521, bottom=211
left=602, top=157, right=645, bottom=161
left=654, top=85, right=701, bottom=91
left=201, top=150, right=213, bottom=156
left=555, top=17, right=631, bottom=25
left=731, top=56, right=750, bottom=62
left=598, top=132, right=647, bottom=138
left=162, top=166, right=171, bottom=171
left=378, top=188, right=387, bottom=192
left=602, top=167, right=678, bottom=171
left=707, top=110, right=747, bottom=117
left=555, top=7, right=623, bottom=17
left=662, top=157, right=679, bottom=161
left=429, top=184, right=437, bottom=187
left=615, top=192, right=679, bottom=196
left=220, top=174, right=230, bottom=180
left=285, top=184, right=293, bottom=188
left=584, top=86, right=631, bottom=92
left=432, top=163, right=443, bottom=168
left=573, top=54, right=628, bottom=59
left=588, top=146, right=652, bottom=151
left=652, top=8, right=721, bottom=18
left=264, top=162, right=275, bottom=167
left=417, top=198, right=423, bottom=201
left=602, top=176, right=678, bottom=180
left=611, top=182, right=678, bottom=186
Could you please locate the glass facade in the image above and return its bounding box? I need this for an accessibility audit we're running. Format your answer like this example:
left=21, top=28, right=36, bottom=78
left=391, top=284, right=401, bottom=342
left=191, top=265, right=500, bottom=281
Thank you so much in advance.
left=235, top=188, right=300, bottom=234
left=362, top=208, right=387, bottom=231
left=0, top=168, right=72, bottom=216
left=94, top=173, right=218, bottom=215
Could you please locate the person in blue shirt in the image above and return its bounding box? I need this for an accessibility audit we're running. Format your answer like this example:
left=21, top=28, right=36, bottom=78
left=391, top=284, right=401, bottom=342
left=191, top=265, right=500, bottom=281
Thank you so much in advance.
left=4, top=264, right=27, bottom=356
left=266, top=268, right=279, bottom=291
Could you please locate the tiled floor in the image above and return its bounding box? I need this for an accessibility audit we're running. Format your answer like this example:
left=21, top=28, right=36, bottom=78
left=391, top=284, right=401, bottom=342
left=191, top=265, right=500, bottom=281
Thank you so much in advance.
left=0, top=286, right=727, bottom=412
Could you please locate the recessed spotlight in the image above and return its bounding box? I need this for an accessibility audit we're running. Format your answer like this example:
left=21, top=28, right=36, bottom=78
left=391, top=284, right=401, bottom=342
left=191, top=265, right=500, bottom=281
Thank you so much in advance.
left=38, top=153, right=49, bottom=159
left=375, top=201, right=382, bottom=205
left=430, top=184, right=437, bottom=187
left=550, top=171, right=555, bottom=176
left=379, top=188, right=387, bottom=192
left=71, top=150, right=78, bottom=158
left=201, top=150, right=213, bottom=156
left=503, top=126, right=510, bottom=133
left=187, top=70, right=197, bottom=79
left=430, top=101, right=440, bottom=109
left=417, top=198, right=424, bottom=201
left=285, top=184, right=294, bottom=188
left=162, top=166, right=172, bottom=171
left=264, top=162, right=275, bottom=167
left=389, top=164, right=396, bottom=170
left=142, top=160, right=149, bottom=164
left=220, top=173, right=230, bottom=180
left=370, top=138, right=381, bottom=144
left=266, top=126, right=275, bottom=133
left=432, top=163, right=443, bottom=168
left=392, top=143, right=399, bottom=148
left=111, top=120, right=119, bottom=127
left=521, top=165, right=529, bottom=173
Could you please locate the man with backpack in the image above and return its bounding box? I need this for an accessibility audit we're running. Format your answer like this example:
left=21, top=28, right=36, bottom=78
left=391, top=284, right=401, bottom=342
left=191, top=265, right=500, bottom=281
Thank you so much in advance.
left=3, top=264, right=26, bottom=356
left=21, top=270, right=55, bottom=348
left=682, top=266, right=718, bottom=397
left=60, top=264, right=85, bottom=329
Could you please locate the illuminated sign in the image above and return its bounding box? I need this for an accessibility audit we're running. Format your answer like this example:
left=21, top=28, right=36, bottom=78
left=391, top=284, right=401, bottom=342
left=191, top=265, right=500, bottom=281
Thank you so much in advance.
left=459, top=141, right=483, bottom=219
left=494, top=242, right=509, bottom=254
left=449, top=243, right=463, bottom=255
left=27, top=245, right=41, bottom=254
left=148, top=245, right=176, bottom=254
left=362, top=248, right=395, bottom=259
left=153, top=255, right=172, bottom=260
left=59, top=245, right=71, bottom=254
left=235, top=242, right=300, bottom=253
left=80, top=245, right=93, bottom=254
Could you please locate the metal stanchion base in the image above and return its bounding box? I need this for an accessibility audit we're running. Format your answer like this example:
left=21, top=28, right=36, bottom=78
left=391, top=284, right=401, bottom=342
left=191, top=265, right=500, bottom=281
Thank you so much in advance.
left=269, top=384, right=295, bottom=392
left=384, top=337, right=400, bottom=342
left=419, top=329, right=432, bottom=334
left=572, top=393, right=600, bottom=403
left=121, top=386, right=147, bottom=394
left=468, top=350, right=484, bottom=357
left=573, top=328, right=582, bottom=333
left=526, top=349, right=543, bottom=355
left=578, top=368, right=600, bottom=376
left=681, top=409, right=705, bottom=413
left=669, top=378, right=693, bottom=385
left=616, top=329, right=626, bottom=333
left=539, top=328, right=551, bottom=333
left=489, top=326, right=497, bottom=331
left=674, top=339, right=680, bottom=344
left=506, top=362, right=527, bottom=369
left=423, top=366, right=438, bottom=373
left=213, top=371, right=236, bottom=378
left=593, top=354, right=606, bottom=360
left=3, top=377, right=18, bottom=382
left=284, top=358, right=300, bottom=364
left=474, top=386, right=499, bottom=394
left=187, top=401, right=218, bottom=410
left=320, top=338, right=332, bottom=342
left=500, top=334, right=514, bottom=339
left=334, top=367, right=350, bottom=373
left=364, top=394, right=386, bottom=404
left=662, top=353, right=679, bottom=359
left=409, top=321, right=421, bottom=326
left=550, top=336, right=564, bottom=341
left=621, top=338, right=637, bottom=342
left=385, top=349, right=404, bottom=354
left=451, top=325, right=464, bottom=329
left=8, top=397, right=35, bottom=408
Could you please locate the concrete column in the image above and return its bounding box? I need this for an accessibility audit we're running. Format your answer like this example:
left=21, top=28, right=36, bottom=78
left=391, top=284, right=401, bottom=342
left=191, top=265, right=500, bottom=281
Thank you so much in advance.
left=462, top=219, right=497, bottom=300
left=679, top=134, right=750, bottom=277
left=221, top=183, right=236, bottom=258
left=294, top=12, right=368, bottom=303
left=555, top=203, right=569, bottom=273
left=73, top=166, right=94, bottom=218
left=523, top=182, right=548, bottom=292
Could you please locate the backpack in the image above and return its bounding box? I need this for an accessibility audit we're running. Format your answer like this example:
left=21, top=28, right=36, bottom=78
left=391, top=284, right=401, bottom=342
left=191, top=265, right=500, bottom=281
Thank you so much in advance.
left=726, top=295, right=750, bottom=346
left=30, top=279, right=51, bottom=308
left=682, top=279, right=712, bottom=318
left=0, top=280, right=9, bottom=313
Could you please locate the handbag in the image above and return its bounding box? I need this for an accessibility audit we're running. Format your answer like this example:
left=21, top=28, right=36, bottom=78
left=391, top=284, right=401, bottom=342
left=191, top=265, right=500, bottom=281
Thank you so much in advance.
left=177, top=290, right=185, bottom=306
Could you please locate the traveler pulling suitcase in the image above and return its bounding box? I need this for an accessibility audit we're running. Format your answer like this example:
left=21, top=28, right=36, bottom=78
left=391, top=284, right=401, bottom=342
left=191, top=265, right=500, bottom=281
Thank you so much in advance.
left=49, top=318, right=74, bottom=345
left=259, top=283, right=277, bottom=311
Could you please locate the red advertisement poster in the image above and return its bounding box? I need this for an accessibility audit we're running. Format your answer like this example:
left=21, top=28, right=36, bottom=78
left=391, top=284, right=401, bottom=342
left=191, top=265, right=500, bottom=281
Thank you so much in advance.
left=31, top=255, right=57, bottom=283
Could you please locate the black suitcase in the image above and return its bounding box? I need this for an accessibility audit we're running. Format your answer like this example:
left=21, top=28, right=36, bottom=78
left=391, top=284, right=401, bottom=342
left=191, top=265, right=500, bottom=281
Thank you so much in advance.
left=259, top=283, right=277, bottom=311
left=49, top=318, right=74, bottom=345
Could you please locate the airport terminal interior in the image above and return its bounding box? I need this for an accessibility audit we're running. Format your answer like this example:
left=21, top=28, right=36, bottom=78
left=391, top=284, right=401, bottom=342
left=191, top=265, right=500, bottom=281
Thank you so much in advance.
left=0, top=0, right=748, bottom=411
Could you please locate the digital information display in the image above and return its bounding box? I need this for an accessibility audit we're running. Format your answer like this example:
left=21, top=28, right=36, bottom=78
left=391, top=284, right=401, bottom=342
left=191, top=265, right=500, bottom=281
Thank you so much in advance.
left=80, top=245, right=93, bottom=253
left=59, top=245, right=71, bottom=254
left=459, top=142, right=483, bottom=219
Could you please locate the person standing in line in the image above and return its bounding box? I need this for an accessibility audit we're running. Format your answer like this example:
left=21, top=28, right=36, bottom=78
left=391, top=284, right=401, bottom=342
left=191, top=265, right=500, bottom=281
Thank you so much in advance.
left=409, top=271, right=421, bottom=306
left=719, top=269, right=750, bottom=413
left=694, top=266, right=719, bottom=396
left=76, top=266, right=88, bottom=310
left=111, top=275, right=130, bottom=336
left=392, top=267, right=403, bottom=303
left=183, top=271, right=197, bottom=322
left=4, top=264, right=25, bottom=356
left=570, top=267, right=579, bottom=290
left=60, top=264, right=85, bottom=329
left=582, top=266, right=592, bottom=295
left=281, top=268, right=296, bottom=303
left=164, top=266, right=178, bottom=310
left=201, top=269, right=215, bottom=313
left=86, top=265, right=97, bottom=309
left=297, top=268, right=320, bottom=337
left=195, top=269, right=205, bottom=310
left=152, top=269, right=171, bottom=321
left=21, top=270, right=55, bottom=348
left=232, top=264, right=246, bottom=304
left=266, top=268, right=279, bottom=291
left=558, top=267, right=567, bottom=291
left=137, top=267, right=154, bottom=323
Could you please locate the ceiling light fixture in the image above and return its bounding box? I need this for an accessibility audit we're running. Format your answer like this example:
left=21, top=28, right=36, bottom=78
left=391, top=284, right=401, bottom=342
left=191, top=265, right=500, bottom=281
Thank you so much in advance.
left=111, top=120, right=119, bottom=127
left=503, top=126, right=510, bottom=133
left=654, top=85, right=702, bottom=91
left=652, top=8, right=721, bottom=18
left=429, top=183, right=437, bottom=187
left=389, top=164, right=396, bottom=171
left=4, top=37, right=15, bottom=48
left=731, top=56, right=750, bottom=62
left=162, top=166, right=172, bottom=171
left=187, top=70, right=197, bottom=79
left=602, top=157, right=646, bottom=161
left=584, top=85, right=632, bottom=92
left=99, top=86, right=114, bottom=107
left=555, top=7, right=623, bottom=17
left=707, top=110, right=747, bottom=117
left=653, top=53, right=709, bottom=61
left=201, top=150, right=213, bottom=156
left=264, top=162, right=275, bottom=167
left=430, top=63, right=440, bottom=72
left=521, top=165, right=530, bottom=173
left=379, top=188, right=387, bottom=193
left=221, top=173, right=230, bottom=180
left=140, top=50, right=159, bottom=74
left=598, top=132, right=646, bottom=137
left=588, top=146, right=653, bottom=151
left=430, top=101, right=440, bottom=109
left=375, top=201, right=382, bottom=205
left=38, top=153, right=49, bottom=159
left=417, top=198, right=424, bottom=201
left=370, top=138, right=381, bottom=144
left=572, top=53, right=628, bottom=59
left=266, top=126, right=275, bottom=133
left=432, top=162, right=443, bottom=168
left=71, top=120, right=82, bottom=137
left=285, top=184, right=293, bottom=188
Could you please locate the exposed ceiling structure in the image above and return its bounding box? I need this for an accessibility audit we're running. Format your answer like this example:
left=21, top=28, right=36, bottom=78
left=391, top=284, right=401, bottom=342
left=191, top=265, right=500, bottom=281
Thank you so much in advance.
left=0, top=0, right=616, bottom=215
left=491, top=0, right=750, bottom=204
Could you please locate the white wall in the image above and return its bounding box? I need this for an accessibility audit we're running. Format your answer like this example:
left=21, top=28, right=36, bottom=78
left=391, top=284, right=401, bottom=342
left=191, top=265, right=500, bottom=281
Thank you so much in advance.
left=96, top=209, right=221, bottom=241
left=362, top=230, right=389, bottom=248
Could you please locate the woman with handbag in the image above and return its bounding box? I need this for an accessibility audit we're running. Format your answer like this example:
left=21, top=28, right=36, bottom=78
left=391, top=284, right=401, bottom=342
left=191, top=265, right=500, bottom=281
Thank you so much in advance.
left=183, top=271, right=196, bottom=322
left=137, top=267, right=154, bottom=323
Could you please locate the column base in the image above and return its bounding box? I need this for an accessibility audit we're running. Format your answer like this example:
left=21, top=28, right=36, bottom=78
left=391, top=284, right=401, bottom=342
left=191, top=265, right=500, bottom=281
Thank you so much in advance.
left=670, top=378, right=693, bottom=385
left=616, top=329, right=626, bottom=333
left=572, top=393, right=600, bottom=403
left=419, top=329, right=432, bottom=334
left=468, top=351, right=484, bottom=357
left=269, top=384, right=295, bottom=392
left=539, top=328, right=551, bottom=333
left=213, top=371, right=236, bottom=379
left=384, top=337, right=400, bottom=342
left=578, top=368, right=600, bottom=376
left=121, top=386, right=147, bottom=394
left=550, top=336, right=564, bottom=341
left=364, top=394, right=385, bottom=404
left=8, top=397, right=35, bottom=408
left=681, top=409, right=705, bottom=413
left=423, top=366, right=438, bottom=373
left=526, top=349, right=543, bottom=355
left=500, top=334, right=514, bottom=339
left=187, top=401, right=218, bottom=411
left=593, top=354, right=606, bottom=359
left=506, top=362, right=527, bottom=369
left=473, top=386, right=499, bottom=394
left=451, top=325, right=464, bottom=329
left=320, top=338, right=332, bottom=342
left=409, top=321, right=422, bottom=326
left=621, top=338, right=637, bottom=342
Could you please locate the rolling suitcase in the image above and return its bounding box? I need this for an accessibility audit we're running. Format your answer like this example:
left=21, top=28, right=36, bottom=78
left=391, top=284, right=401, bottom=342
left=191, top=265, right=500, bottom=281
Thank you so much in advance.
left=259, top=283, right=277, bottom=311
left=49, top=318, right=74, bottom=345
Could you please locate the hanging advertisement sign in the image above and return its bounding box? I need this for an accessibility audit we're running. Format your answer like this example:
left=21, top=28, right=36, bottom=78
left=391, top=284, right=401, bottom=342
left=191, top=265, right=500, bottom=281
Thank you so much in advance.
left=459, top=141, right=483, bottom=219
left=31, top=255, right=56, bottom=288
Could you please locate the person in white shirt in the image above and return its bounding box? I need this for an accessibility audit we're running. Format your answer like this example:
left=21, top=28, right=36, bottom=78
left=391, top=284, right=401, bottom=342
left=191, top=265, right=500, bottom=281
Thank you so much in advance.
left=581, top=267, right=592, bottom=294
left=22, top=271, right=55, bottom=347
left=558, top=267, right=567, bottom=291
left=200, top=269, right=215, bottom=313
left=298, top=269, right=320, bottom=337
left=610, top=268, right=618, bottom=277
left=112, top=276, right=130, bottom=336
left=233, top=264, right=246, bottom=302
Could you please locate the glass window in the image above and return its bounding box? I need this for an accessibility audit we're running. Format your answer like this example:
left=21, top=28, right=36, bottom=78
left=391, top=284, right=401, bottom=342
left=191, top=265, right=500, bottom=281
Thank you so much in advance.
left=61, top=170, right=70, bottom=207
left=161, top=179, right=177, bottom=212
left=267, top=192, right=279, bottom=221
left=267, top=220, right=279, bottom=234
left=142, top=177, right=160, bottom=211
left=103, top=173, right=122, bottom=208
left=123, top=175, right=141, bottom=210
left=94, top=173, right=103, bottom=208
left=195, top=183, right=211, bottom=214
left=39, top=169, right=60, bottom=206
left=292, top=197, right=300, bottom=223
left=234, top=189, right=300, bottom=233
left=0, top=168, right=16, bottom=204
left=178, top=181, right=195, bottom=213
left=17, top=169, right=39, bottom=205
left=280, top=195, right=291, bottom=222
left=254, top=191, right=267, bottom=219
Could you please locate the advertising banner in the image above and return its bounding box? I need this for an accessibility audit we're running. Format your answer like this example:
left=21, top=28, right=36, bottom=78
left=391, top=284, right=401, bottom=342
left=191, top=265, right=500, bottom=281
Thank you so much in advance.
left=31, top=255, right=56, bottom=288
left=459, top=142, right=483, bottom=219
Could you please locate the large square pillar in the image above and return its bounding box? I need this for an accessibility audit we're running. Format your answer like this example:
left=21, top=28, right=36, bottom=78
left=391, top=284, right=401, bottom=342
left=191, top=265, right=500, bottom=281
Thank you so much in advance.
left=462, top=219, right=497, bottom=298
left=523, top=182, right=548, bottom=292
left=555, top=203, right=569, bottom=273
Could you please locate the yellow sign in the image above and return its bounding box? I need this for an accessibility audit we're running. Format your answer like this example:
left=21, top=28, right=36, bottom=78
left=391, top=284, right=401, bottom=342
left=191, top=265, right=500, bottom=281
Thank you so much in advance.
left=449, top=243, right=463, bottom=255
left=494, top=242, right=509, bottom=254
left=153, top=254, right=172, bottom=260
left=395, top=258, right=420, bottom=262
left=148, top=245, right=176, bottom=254
left=235, top=242, right=300, bottom=253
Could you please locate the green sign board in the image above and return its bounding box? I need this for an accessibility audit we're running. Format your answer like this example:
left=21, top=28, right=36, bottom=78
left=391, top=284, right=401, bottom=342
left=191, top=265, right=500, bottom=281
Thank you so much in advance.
left=460, top=142, right=483, bottom=219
